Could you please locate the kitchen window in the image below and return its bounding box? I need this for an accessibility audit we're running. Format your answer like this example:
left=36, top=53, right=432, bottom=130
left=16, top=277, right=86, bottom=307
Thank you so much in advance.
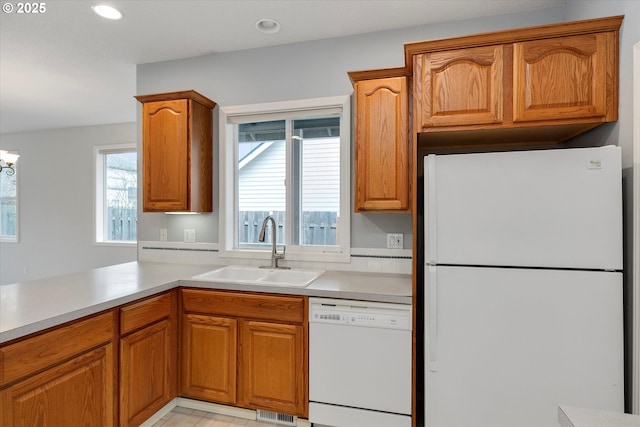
left=219, top=96, right=350, bottom=263
left=0, top=161, right=18, bottom=242
left=94, top=145, right=137, bottom=245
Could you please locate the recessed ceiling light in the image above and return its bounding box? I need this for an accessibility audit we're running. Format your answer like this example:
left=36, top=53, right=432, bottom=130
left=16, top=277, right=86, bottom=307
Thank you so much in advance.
left=92, top=4, right=123, bottom=20
left=255, top=18, right=281, bottom=34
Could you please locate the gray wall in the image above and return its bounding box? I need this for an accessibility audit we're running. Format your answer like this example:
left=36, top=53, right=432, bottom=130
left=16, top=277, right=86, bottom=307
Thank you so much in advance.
left=0, top=123, right=138, bottom=285
left=562, top=0, right=640, bottom=411
left=136, top=6, right=567, bottom=249
left=563, top=0, right=639, bottom=166
left=1, top=2, right=637, bottom=287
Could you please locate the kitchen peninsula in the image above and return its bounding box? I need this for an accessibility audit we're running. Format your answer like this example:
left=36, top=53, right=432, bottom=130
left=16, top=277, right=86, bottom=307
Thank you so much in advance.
left=0, top=261, right=411, bottom=344
left=0, top=262, right=411, bottom=427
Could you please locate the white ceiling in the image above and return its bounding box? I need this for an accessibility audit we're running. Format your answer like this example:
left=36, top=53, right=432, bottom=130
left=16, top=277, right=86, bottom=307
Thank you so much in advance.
left=0, top=0, right=564, bottom=135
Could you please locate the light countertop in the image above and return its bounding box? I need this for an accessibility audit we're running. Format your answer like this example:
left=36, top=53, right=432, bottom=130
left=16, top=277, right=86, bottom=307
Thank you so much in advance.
left=0, top=261, right=412, bottom=344
left=558, top=406, right=640, bottom=427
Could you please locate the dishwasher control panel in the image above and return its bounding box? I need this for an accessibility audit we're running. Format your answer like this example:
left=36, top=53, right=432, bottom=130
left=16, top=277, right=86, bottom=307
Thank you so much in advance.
left=309, top=298, right=411, bottom=330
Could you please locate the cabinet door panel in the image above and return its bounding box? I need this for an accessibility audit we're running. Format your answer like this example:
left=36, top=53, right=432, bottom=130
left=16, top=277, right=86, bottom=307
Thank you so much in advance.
left=354, top=76, right=410, bottom=212
left=513, top=33, right=611, bottom=122
left=182, top=289, right=305, bottom=323
left=0, top=344, right=114, bottom=427
left=120, top=319, right=175, bottom=427
left=120, top=291, right=173, bottom=335
left=142, top=99, right=189, bottom=211
left=417, top=45, right=504, bottom=128
left=239, top=321, right=306, bottom=417
left=0, top=312, right=113, bottom=388
left=181, top=314, right=237, bottom=404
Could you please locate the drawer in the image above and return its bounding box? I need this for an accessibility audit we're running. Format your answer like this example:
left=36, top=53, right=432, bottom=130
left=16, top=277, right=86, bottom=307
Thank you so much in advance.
left=120, top=290, right=175, bottom=335
left=182, top=289, right=306, bottom=324
left=0, top=311, right=114, bottom=387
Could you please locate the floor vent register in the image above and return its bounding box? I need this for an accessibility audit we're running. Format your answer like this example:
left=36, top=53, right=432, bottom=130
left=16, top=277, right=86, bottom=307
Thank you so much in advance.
left=256, top=409, right=297, bottom=426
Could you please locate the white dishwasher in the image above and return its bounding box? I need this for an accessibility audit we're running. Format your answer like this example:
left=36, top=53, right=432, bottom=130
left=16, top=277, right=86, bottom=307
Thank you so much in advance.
left=308, top=297, right=412, bottom=427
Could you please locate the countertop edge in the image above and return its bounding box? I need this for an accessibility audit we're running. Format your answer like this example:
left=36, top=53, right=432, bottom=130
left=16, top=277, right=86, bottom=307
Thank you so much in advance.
left=558, top=405, right=640, bottom=427
left=0, top=263, right=411, bottom=344
left=0, top=281, right=181, bottom=344
left=183, top=279, right=413, bottom=305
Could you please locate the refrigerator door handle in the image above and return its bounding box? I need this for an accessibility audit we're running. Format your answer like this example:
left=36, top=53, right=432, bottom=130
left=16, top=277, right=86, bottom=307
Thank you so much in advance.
left=427, top=265, right=439, bottom=372
left=425, top=155, right=438, bottom=264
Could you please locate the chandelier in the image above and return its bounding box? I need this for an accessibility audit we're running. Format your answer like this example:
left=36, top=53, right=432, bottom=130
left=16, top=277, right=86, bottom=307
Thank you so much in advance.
left=0, top=150, right=19, bottom=176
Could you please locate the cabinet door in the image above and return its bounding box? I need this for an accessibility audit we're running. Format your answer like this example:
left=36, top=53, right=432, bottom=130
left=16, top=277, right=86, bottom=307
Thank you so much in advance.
left=120, top=319, right=175, bottom=427
left=513, top=33, right=613, bottom=122
left=142, top=99, right=189, bottom=211
left=181, top=314, right=237, bottom=404
left=239, top=321, right=307, bottom=417
left=354, top=76, right=410, bottom=212
left=415, top=45, right=505, bottom=129
left=0, top=344, right=114, bottom=427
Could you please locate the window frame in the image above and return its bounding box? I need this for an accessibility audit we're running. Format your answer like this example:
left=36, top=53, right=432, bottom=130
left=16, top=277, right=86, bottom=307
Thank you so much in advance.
left=94, top=143, right=137, bottom=247
left=219, top=96, right=351, bottom=263
left=0, top=153, right=19, bottom=243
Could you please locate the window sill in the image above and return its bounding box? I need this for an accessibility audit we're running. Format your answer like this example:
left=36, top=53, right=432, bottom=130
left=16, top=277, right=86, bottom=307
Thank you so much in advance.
left=94, top=241, right=137, bottom=248
left=219, top=247, right=350, bottom=264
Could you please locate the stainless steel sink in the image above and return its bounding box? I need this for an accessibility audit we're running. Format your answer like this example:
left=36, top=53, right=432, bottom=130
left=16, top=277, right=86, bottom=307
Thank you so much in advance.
left=192, top=265, right=325, bottom=287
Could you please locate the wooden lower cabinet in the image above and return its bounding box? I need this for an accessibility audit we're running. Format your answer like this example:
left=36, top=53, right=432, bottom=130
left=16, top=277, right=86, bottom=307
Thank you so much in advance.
left=180, top=289, right=308, bottom=418
left=239, top=321, right=306, bottom=416
left=0, top=342, right=114, bottom=427
left=181, top=314, right=237, bottom=404
left=1, top=288, right=309, bottom=426
left=119, top=291, right=177, bottom=427
left=120, top=319, right=174, bottom=427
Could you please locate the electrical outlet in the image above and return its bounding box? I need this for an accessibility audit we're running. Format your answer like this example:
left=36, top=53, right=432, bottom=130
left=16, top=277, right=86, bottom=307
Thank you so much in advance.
left=184, top=229, right=196, bottom=243
left=160, top=228, right=168, bottom=241
left=387, top=233, right=403, bottom=249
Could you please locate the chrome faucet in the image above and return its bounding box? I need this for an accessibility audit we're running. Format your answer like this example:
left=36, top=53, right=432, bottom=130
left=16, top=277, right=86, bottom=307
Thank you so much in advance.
left=258, top=216, right=288, bottom=269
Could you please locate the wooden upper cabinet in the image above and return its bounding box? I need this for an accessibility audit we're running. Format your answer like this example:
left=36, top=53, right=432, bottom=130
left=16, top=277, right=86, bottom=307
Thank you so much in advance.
left=135, top=90, right=216, bottom=212
left=513, top=32, right=615, bottom=123
left=406, top=15, right=623, bottom=147
left=350, top=70, right=411, bottom=213
left=416, top=45, right=505, bottom=128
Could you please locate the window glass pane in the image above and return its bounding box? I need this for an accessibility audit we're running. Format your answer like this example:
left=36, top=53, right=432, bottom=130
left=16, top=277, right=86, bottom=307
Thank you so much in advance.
left=237, top=120, right=286, bottom=248
left=104, top=152, right=137, bottom=241
left=222, top=96, right=349, bottom=262
left=293, top=117, right=340, bottom=246
left=0, top=165, right=17, bottom=239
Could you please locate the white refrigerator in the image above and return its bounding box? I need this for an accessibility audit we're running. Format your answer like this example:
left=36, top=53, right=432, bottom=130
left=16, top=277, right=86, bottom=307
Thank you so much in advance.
left=423, top=146, right=624, bottom=427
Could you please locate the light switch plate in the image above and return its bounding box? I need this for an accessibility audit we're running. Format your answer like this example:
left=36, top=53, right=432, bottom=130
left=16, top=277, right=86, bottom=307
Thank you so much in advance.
left=184, top=229, right=196, bottom=243
left=387, top=233, right=403, bottom=249
left=160, top=228, right=168, bottom=241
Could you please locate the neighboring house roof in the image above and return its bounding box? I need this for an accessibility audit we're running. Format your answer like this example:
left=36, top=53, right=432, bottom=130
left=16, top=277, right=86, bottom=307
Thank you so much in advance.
left=238, top=138, right=340, bottom=212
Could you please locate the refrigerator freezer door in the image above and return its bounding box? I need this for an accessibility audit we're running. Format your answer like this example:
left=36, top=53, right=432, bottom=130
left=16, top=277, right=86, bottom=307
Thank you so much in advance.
left=424, top=146, right=622, bottom=270
left=424, top=266, right=624, bottom=427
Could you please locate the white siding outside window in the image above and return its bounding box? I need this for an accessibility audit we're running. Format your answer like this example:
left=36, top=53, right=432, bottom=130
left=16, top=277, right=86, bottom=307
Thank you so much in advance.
left=219, top=96, right=350, bottom=263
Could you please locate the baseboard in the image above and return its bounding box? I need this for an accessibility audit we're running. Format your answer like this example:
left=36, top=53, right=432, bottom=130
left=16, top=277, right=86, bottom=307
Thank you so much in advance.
left=141, top=397, right=311, bottom=427
left=138, top=399, right=178, bottom=427
left=175, top=397, right=256, bottom=419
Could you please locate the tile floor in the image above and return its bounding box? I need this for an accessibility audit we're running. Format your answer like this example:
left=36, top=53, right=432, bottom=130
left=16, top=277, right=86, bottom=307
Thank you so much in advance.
left=151, top=406, right=284, bottom=427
